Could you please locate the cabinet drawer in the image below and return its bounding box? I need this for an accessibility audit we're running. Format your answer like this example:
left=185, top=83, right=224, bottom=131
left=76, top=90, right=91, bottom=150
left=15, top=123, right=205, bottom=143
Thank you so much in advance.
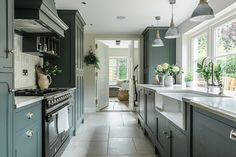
left=15, top=102, right=42, bottom=132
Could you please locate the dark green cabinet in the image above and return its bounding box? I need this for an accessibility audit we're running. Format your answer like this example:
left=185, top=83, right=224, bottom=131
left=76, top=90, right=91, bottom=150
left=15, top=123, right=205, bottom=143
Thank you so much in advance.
left=146, top=89, right=156, bottom=141
left=52, top=10, right=86, bottom=134
left=138, top=87, right=145, bottom=124
left=192, top=108, right=236, bottom=157
left=0, top=73, right=14, bottom=157
left=142, top=27, right=176, bottom=84
left=156, top=110, right=187, bottom=157
left=0, top=0, right=14, bottom=72
left=14, top=102, right=42, bottom=157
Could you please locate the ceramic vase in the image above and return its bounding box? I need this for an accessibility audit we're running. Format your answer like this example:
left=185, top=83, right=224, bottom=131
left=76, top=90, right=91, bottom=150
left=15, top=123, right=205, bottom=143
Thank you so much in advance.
left=164, top=75, right=174, bottom=87
left=38, top=73, right=52, bottom=90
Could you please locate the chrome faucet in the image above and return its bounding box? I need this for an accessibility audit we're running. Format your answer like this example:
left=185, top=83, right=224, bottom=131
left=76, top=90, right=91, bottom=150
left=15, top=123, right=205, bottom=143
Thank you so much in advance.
left=204, top=58, right=224, bottom=95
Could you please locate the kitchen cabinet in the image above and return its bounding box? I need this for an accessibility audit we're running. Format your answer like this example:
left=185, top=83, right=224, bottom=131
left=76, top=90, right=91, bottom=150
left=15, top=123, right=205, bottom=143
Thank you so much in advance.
left=156, top=110, right=187, bottom=157
left=49, top=10, right=86, bottom=134
left=145, top=89, right=156, bottom=144
left=138, top=87, right=145, bottom=125
left=0, top=73, right=14, bottom=157
left=192, top=108, right=236, bottom=157
left=14, top=101, right=42, bottom=157
left=0, top=0, right=14, bottom=72
left=142, top=27, right=176, bottom=84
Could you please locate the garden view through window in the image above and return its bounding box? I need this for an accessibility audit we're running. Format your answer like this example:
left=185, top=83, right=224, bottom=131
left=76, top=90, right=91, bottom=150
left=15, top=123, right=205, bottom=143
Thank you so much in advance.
left=191, top=17, right=236, bottom=91
left=109, top=57, right=128, bottom=85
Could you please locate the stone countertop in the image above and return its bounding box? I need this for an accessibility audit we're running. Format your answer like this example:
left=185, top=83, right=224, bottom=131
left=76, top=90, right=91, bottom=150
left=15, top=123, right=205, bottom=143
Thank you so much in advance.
left=138, top=84, right=236, bottom=122
left=15, top=96, right=44, bottom=109
left=183, top=97, right=236, bottom=122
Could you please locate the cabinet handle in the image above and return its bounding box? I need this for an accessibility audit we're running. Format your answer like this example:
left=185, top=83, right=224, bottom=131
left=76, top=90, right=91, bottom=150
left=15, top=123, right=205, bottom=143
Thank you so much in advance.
left=26, top=130, right=34, bottom=138
left=230, top=130, right=236, bottom=141
left=26, top=112, right=34, bottom=119
left=9, top=88, right=15, bottom=93
left=162, top=131, right=167, bottom=135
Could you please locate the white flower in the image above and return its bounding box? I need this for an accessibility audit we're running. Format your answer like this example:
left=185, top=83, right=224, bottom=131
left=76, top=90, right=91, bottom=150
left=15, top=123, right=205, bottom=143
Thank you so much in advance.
left=172, top=66, right=180, bottom=73
left=156, top=65, right=163, bottom=72
left=162, top=63, right=169, bottom=70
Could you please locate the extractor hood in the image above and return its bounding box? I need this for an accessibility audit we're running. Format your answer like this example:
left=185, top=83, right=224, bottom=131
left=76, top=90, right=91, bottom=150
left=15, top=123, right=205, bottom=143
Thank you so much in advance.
left=15, top=0, right=68, bottom=37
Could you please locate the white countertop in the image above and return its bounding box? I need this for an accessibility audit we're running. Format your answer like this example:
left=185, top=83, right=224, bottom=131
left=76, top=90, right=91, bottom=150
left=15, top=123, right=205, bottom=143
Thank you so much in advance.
left=15, top=96, right=44, bottom=108
left=139, top=84, right=236, bottom=122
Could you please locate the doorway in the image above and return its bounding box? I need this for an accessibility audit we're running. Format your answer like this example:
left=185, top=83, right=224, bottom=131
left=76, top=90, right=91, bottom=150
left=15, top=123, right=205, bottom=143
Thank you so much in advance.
left=95, top=39, right=140, bottom=112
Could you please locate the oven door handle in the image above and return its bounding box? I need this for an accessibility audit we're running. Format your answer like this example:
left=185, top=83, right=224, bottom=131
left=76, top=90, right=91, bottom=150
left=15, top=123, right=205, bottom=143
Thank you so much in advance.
left=47, top=103, right=72, bottom=118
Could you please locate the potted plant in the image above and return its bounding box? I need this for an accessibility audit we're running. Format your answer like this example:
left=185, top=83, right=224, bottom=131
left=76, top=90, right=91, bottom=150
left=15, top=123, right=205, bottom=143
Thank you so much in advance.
left=185, top=72, right=193, bottom=87
left=155, top=63, right=183, bottom=87
left=36, top=61, right=62, bottom=90
left=84, top=47, right=100, bottom=69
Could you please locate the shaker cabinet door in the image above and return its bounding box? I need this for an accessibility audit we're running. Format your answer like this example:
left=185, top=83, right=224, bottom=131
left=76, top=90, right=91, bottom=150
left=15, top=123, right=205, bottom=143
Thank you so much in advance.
left=15, top=123, right=42, bottom=157
left=0, top=0, right=14, bottom=71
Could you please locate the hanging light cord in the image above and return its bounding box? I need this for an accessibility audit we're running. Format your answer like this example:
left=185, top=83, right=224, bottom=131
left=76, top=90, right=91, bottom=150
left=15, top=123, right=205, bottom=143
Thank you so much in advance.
left=170, top=4, right=175, bottom=27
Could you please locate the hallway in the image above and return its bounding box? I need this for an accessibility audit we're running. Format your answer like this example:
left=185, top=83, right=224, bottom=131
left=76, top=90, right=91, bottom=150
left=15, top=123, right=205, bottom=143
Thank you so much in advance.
left=62, top=112, right=157, bottom=157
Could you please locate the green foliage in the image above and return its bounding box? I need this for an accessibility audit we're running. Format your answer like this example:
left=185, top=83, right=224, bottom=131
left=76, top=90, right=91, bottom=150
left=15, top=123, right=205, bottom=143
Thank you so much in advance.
left=84, top=50, right=100, bottom=69
left=185, top=72, right=193, bottom=82
left=222, top=56, right=236, bottom=78
left=42, top=61, right=62, bottom=76
left=196, top=57, right=212, bottom=83
left=214, top=64, right=223, bottom=84
left=198, top=34, right=207, bottom=61
left=118, top=60, right=127, bottom=80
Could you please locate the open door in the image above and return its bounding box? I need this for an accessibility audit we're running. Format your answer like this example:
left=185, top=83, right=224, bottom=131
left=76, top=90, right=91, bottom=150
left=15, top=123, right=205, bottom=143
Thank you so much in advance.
left=128, top=41, right=134, bottom=111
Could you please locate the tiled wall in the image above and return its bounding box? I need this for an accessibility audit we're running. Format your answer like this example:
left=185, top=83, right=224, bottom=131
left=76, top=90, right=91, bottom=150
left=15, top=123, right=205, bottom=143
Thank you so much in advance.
left=14, top=34, right=42, bottom=89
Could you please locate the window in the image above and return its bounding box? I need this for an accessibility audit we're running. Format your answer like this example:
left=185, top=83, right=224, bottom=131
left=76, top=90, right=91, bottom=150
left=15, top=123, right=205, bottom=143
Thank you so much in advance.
left=109, top=57, right=128, bottom=85
left=189, top=15, right=236, bottom=91
left=191, top=32, right=208, bottom=87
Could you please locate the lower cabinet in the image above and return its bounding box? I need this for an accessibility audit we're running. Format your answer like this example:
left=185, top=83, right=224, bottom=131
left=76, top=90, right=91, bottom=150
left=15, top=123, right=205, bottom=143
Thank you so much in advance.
left=156, top=111, right=187, bottom=157
left=15, top=123, right=42, bottom=157
left=145, top=89, right=156, bottom=144
left=138, top=87, right=145, bottom=124
left=192, top=108, right=236, bottom=157
left=14, top=102, right=42, bottom=157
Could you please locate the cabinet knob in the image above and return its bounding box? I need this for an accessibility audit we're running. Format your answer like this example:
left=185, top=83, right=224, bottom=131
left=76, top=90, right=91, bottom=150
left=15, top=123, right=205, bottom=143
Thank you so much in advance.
left=230, top=130, right=236, bottom=141
left=7, top=49, right=15, bottom=54
left=26, top=112, right=34, bottom=119
left=26, top=130, right=34, bottom=138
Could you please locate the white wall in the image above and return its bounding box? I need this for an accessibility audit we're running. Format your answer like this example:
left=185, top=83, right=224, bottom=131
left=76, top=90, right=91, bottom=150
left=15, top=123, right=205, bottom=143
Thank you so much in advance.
left=83, top=34, right=142, bottom=113
left=176, top=0, right=236, bottom=83
left=108, top=48, right=129, bottom=58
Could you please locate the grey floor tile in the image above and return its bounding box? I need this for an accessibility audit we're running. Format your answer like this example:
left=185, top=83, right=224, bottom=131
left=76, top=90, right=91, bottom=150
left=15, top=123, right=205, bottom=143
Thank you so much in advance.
left=133, top=138, right=155, bottom=154
left=109, top=126, right=146, bottom=138
left=108, top=138, right=136, bottom=155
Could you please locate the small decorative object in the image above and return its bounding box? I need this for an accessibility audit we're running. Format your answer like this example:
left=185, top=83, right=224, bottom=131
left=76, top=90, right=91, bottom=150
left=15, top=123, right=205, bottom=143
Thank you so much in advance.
left=84, top=46, right=100, bottom=69
left=118, top=90, right=129, bottom=101
left=36, top=61, right=62, bottom=90
left=155, top=63, right=183, bottom=87
left=185, top=72, right=194, bottom=87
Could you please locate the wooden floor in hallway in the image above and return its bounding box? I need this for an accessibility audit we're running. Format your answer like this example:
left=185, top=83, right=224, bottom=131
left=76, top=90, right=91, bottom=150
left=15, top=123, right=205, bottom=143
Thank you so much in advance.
left=101, top=98, right=131, bottom=112
left=62, top=112, right=157, bottom=157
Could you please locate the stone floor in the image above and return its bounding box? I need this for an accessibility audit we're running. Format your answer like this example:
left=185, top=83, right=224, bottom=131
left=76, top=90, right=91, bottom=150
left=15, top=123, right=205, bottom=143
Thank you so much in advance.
left=62, top=112, right=157, bottom=157
left=101, top=98, right=131, bottom=112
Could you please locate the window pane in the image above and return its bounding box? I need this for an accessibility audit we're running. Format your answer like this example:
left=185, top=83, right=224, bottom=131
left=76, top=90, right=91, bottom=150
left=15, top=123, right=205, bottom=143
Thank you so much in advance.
left=192, top=33, right=208, bottom=61
left=109, top=58, right=117, bottom=85
left=215, top=19, right=236, bottom=56
left=193, top=62, right=205, bottom=87
left=216, top=56, right=236, bottom=91
left=118, top=58, right=128, bottom=80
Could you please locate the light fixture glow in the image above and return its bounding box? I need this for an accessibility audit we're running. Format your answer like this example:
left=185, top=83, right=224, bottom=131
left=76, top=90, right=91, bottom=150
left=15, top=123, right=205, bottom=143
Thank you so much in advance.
left=165, top=2, right=180, bottom=39
left=190, top=0, right=214, bottom=22
left=152, top=16, right=164, bottom=47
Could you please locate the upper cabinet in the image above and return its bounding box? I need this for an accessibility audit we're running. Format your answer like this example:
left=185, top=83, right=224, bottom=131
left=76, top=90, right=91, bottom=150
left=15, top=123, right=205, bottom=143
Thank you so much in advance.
left=142, top=27, right=176, bottom=84
left=0, top=0, right=14, bottom=72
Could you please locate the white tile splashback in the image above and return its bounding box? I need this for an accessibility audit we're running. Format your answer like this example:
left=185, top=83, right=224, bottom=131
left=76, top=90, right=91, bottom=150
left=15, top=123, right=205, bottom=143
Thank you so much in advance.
left=14, top=34, right=42, bottom=89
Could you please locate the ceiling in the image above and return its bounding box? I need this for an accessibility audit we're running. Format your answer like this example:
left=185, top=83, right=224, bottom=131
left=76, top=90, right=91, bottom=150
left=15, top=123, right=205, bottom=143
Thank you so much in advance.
left=99, top=40, right=139, bottom=48
left=55, top=0, right=200, bottom=34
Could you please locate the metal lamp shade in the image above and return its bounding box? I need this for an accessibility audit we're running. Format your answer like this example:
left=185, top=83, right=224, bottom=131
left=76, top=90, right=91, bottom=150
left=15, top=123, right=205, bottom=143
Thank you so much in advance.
left=152, top=38, right=164, bottom=47
left=190, top=2, right=214, bottom=22
left=165, top=23, right=180, bottom=39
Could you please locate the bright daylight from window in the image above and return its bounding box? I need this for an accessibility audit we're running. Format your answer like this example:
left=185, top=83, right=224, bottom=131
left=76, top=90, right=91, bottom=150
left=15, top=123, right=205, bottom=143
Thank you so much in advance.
left=109, top=57, right=128, bottom=85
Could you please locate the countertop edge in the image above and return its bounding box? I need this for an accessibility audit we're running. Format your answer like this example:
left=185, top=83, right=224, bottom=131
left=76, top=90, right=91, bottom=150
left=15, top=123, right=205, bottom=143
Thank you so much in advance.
left=15, top=96, right=44, bottom=109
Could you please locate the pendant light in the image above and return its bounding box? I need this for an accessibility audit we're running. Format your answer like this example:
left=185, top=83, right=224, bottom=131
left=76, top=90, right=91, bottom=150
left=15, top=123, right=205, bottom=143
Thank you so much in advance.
left=152, top=16, right=164, bottom=47
left=190, top=0, right=214, bottom=22
left=165, top=0, right=180, bottom=39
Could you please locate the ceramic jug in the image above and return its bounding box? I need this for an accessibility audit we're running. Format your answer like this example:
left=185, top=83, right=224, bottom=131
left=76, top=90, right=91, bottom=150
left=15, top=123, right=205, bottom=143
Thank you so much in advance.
left=38, top=73, right=52, bottom=90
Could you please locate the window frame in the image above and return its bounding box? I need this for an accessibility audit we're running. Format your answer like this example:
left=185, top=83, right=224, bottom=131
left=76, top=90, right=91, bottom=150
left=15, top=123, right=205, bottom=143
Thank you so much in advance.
left=188, top=13, right=236, bottom=86
left=109, top=56, right=129, bottom=82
